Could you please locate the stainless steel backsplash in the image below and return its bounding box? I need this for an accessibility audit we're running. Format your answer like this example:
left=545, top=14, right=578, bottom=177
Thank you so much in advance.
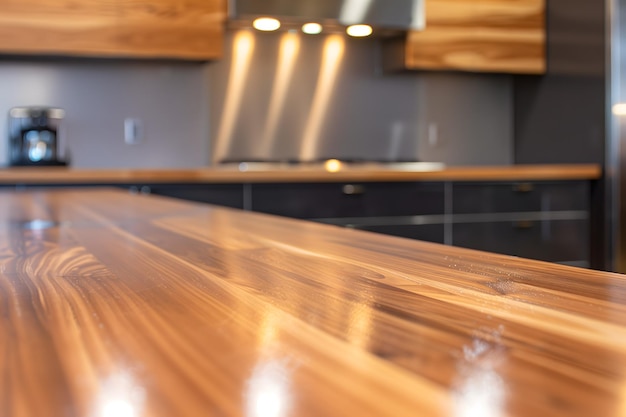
left=208, top=30, right=513, bottom=165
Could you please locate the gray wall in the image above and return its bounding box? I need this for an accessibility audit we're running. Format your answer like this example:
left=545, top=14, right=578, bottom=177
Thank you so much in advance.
left=0, top=30, right=515, bottom=169
left=209, top=30, right=513, bottom=166
left=514, top=0, right=606, bottom=164
left=0, top=60, right=210, bottom=168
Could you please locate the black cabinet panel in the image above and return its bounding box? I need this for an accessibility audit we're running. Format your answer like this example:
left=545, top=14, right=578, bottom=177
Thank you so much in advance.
left=453, top=181, right=589, bottom=213
left=452, top=219, right=589, bottom=262
left=122, top=183, right=244, bottom=209
left=251, top=182, right=445, bottom=219
left=355, top=224, right=445, bottom=244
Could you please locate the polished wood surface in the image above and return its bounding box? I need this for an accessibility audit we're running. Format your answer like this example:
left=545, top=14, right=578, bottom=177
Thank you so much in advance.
left=0, top=164, right=601, bottom=184
left=115, top=0, right=225, bottom=60
left=0, top=0, right=225, bottom=60
left=406, top=0, right=546, bottom=74
left=1, top=188, right=625, bottom=417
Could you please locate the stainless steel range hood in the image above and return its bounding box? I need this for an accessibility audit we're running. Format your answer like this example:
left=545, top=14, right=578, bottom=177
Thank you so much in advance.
left=228, top=0, right=425, bottom=32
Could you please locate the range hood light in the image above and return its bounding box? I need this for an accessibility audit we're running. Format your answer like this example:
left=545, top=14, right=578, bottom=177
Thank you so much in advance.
left=302, top=23, right=323, bottom=35
left=230, top=1, right=425, bottom=34
left=346, top=24, right=373, bottom=37
left=253, top=17, right=281, bottom=31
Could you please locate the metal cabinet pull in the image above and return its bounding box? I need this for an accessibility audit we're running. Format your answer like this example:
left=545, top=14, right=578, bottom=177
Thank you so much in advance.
left=513, top=220, right=534, bottom=229
left=342, top=184, right=365, bottom=195
left=513, top=183, right=534, bottom=193
left=129, top=185, right=151, bottom=194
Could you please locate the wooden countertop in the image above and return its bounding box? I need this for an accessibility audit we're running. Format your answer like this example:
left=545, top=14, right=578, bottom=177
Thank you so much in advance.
left=0, top=163, right=602, bottom=184
left=2, top=188, right=625, bottom=417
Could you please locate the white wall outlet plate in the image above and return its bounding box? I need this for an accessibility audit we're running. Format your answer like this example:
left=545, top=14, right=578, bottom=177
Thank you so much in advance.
left=124, top=118, right=143, bottom=145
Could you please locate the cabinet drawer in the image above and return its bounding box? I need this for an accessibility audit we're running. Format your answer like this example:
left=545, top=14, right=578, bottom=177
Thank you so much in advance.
left=452, top=219, right=589, bottom=262
left=453, top=181, right=589, bottom=213
left=250, top=182, right=444, bottom=219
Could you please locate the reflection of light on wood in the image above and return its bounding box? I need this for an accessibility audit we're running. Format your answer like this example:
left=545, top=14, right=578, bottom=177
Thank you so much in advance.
left=258, top=309, right=280, bottom=349
left=324, top=158, right=342, bottom=172
left=246, top=360, right=291, bottom=417
left=94, top=372, right=146, bottom=417
left=453, top=330, right=506, bottom=417
left=347, top=304, right=373, bottom=350
left=214, top=31, right=255, bottom=163
left=260, top=32, right=301, bottom=157
left=300, top=35, right=345, bottom=160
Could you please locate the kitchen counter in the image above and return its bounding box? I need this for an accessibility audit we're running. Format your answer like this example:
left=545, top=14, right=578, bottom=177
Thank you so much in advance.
left=2, top=188, right=625, bottom=417
left=0, top=163, right=602, bottom=184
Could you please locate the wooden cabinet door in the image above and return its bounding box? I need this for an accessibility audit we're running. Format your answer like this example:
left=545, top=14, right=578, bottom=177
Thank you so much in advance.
left=116, top=0, right=225, bottom=59
left=0, top=0, right=225, bottom=59
left=405, top=0, right=546, bottom=74
left=0, top=0, right=119, bottom=56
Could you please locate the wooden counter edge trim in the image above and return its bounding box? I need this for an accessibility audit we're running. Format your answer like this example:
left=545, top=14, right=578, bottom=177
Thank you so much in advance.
left=0, top=164, right=602, bottom=184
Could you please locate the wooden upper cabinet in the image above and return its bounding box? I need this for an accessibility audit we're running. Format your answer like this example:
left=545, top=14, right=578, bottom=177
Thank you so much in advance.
left=405, top=0, right=546, bottom=74
left=0, top=0, right=119, bottom=56
left=116, top=0, right=226, bottom=60
left=0, top=0, right=226, bottom=60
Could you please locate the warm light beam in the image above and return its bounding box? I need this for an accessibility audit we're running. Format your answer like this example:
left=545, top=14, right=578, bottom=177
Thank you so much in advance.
left=300, top=35, right=345, bottom=160
left=214, top=31, right=255, bottom=163
left=260, top=32, right=301, bottom=157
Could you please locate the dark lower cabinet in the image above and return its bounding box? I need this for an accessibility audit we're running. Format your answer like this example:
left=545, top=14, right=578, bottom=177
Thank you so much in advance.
left=453, top=219, right=589, bottom=264
left=354, top=224, right=445, bottom=244
left=251, top=181, right=447, bottom=245
left=453, top=181, right=590, bottom=213
left=13, top=178, right=594, bottom=267
left=451, top=180, right=591, bottom=265
left=250, top=182, right=445, bottom=218
left=122, top=183, right=245, bottom=209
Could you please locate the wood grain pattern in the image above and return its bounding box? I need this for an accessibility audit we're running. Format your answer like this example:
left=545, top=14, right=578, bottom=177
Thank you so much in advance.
left=1, top=188, right=625, bottom=416
left=406, top=0, right=546, bottom=74
left=0, top=0, right=225, bottom=60
left=115, top=0, right=225, bottom=60
left=0, top=164, right=602, bottom=184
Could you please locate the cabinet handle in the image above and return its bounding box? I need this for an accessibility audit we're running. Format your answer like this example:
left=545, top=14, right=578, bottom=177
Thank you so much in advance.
left=513, top=220, right=534, bottom=229
left=512, top=183, right=534, bottom=193
left=129, top=186, right=151, bottom=194
left=342, top=184, right=365, bottom=195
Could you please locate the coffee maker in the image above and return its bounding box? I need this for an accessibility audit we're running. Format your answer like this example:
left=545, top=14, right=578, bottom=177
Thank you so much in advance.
left=8, top=106, right=68, bottom=166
